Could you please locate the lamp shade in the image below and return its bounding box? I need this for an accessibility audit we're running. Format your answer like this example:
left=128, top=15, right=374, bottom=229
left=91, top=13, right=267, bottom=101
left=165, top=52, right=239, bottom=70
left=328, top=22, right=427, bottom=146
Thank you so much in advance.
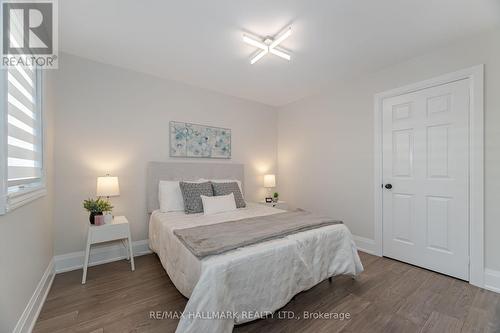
left=97, top=175, right=120, bottom=197
left=263, top=174, right=276, bottom=188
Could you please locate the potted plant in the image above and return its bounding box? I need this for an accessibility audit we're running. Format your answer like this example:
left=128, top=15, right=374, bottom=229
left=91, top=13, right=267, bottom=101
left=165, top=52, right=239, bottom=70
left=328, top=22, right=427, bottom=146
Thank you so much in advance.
left=273, top=192, right=279, bottom=203
left=83, top=198, right=113, bottom=224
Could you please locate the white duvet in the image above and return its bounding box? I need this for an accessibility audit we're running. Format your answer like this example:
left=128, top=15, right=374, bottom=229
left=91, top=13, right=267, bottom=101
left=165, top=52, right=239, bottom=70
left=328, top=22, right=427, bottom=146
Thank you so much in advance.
left=149, top=203, right=363, bottom=333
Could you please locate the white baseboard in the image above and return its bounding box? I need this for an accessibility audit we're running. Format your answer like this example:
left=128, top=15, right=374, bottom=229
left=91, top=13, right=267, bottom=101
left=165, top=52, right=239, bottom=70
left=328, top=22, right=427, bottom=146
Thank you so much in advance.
left=352, top=235, right=377, bottom=255
left=54, top=239, right=152, bottom=273
left=484, top=268, right=500, bottom=294
left=13, top=259, right=55, bottom=333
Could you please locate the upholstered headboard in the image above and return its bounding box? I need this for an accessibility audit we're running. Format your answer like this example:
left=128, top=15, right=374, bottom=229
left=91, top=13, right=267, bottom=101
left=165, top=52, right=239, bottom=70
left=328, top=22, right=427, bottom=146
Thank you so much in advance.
left=146, top=161, right=244, bottom=213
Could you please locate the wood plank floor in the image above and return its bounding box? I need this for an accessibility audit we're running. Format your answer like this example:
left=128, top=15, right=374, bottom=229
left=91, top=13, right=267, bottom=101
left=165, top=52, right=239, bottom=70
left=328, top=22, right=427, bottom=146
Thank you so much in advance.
left=34, top=252, right=500, bottom=333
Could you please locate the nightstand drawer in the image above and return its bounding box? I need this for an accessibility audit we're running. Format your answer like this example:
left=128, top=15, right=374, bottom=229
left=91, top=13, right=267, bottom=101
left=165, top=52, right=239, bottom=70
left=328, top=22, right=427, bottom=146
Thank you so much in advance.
left=90, top=224, right=130, bottom=243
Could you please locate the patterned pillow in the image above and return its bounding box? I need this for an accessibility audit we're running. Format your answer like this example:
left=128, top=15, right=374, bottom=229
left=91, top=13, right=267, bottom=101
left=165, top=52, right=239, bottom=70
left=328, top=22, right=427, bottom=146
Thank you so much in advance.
left=211, top=182, right=246, bottom=208
left=179, top=181, right=214, bottom=214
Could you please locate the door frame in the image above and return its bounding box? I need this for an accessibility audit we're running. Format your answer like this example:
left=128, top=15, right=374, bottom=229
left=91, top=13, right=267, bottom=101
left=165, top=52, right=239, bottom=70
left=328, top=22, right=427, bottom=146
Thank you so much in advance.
left=373, top=65, right=484, bottom=287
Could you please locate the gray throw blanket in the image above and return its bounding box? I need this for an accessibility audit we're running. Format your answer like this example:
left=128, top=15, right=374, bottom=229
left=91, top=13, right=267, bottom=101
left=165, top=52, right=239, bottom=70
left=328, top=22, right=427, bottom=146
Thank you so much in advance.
left=174, top=210, right=343, bottom=259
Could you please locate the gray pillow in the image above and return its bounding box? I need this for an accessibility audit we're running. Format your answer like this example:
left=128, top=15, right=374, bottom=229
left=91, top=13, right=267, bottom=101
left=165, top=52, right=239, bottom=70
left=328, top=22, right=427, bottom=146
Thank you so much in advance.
left=179, top=181, right=213, bottom=214
left=211, top=182, right=246, bottom=208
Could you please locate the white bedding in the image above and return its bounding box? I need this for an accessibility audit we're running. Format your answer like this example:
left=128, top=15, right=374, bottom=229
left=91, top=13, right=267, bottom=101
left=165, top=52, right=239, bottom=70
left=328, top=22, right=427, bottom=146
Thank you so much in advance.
left=149, top=203, right=363, bottom=333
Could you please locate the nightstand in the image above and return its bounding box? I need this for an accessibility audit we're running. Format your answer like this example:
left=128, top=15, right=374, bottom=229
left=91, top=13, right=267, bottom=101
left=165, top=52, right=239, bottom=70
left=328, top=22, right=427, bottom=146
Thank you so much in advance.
left=259, top=201, right=288, bottom=210
left=82, top=216, right=135, bottom=284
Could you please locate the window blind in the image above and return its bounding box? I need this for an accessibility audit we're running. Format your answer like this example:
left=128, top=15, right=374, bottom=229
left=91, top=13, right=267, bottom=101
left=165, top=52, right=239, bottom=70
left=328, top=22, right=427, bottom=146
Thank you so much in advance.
left=7, top=65, right=42, bottom=189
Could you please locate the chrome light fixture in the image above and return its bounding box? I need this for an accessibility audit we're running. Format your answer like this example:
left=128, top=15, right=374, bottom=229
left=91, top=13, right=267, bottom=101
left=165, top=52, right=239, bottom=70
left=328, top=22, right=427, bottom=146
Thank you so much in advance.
left=242, top=27, right=292, bottom=64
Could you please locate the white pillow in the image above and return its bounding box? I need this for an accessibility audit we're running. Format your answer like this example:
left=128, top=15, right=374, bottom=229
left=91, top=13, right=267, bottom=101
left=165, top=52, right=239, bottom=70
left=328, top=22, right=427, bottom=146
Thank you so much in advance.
left=159, top=181, right=184, bottom=212
left=203, top=179, right=244, bottom=197
left=201, top=193, right=237, bottom=215
left=158, top=179, right=206, bottom=212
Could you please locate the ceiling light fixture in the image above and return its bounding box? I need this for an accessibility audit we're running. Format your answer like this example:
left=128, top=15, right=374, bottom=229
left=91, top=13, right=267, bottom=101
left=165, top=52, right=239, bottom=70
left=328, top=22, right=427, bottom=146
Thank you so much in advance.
left=243, top=27, right=292, bottom=64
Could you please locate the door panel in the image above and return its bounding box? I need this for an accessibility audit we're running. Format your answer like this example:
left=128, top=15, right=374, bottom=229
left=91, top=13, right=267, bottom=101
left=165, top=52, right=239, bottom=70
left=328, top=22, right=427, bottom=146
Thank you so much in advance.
left=427, top=124, right=450, bottom=178
left=392, top=129, right=413, bottom=177
left=382, top=79, right=470, bottom=280
left=426, top=195, right=451, bottom=252
left=392, top=193, right=414, bottom=245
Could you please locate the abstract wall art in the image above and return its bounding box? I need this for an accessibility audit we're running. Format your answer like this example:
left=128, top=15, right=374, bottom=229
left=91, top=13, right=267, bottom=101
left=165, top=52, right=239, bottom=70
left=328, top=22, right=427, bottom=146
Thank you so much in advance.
left=170, top=121, right=231, bottom=159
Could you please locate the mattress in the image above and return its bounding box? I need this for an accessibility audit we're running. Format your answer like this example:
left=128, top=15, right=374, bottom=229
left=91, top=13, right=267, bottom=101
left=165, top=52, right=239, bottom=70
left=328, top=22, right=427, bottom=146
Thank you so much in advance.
left=149, top=202, right=363, bottom=333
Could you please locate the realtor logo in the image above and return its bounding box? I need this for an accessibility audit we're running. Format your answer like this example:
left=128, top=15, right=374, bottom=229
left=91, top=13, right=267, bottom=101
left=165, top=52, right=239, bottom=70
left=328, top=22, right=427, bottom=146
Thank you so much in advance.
left=1, top=0, right=58, bottom=68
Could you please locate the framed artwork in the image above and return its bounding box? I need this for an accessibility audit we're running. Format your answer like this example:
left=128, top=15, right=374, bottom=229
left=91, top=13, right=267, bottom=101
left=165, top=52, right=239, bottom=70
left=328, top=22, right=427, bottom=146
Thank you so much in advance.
left=170, top=121, right=231, bottom=159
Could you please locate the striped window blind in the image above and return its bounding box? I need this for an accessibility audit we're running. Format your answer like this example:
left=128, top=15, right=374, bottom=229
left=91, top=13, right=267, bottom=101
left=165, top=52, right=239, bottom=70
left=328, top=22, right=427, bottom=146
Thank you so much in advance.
left=6, top=65, right=43, bottom=191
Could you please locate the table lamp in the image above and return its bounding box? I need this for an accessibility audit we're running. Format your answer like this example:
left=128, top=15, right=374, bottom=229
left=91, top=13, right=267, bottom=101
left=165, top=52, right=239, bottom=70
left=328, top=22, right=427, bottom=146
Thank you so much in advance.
left=263, top=174, right=276, bottom=203
left=96, top=174, right=119, bottom=224
left=97, top=174, right=120, bottom=199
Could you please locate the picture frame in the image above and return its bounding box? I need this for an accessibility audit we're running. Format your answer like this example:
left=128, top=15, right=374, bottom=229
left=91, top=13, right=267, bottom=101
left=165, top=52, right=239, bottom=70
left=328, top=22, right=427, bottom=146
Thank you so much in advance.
left=170, top=121, right=231, bottom=159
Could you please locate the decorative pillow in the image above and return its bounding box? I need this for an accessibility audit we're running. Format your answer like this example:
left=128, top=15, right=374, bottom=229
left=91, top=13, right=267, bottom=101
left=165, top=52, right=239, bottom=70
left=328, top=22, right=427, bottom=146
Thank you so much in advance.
left=201, top=179, right=244, bottom=197
left=179, top=181, right=213, bottom=214
left=211, top=181, right=246, bottom=208
left=201, top=193, right=237, bottom=215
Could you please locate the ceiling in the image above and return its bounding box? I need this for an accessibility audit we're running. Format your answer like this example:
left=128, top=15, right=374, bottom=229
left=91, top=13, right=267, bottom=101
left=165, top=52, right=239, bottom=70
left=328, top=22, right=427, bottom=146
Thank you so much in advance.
left=60, top=0, right=500, bottom=106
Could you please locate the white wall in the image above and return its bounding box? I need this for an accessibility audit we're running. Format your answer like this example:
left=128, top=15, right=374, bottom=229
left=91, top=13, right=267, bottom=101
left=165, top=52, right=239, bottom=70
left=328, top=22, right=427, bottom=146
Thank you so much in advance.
left=0, top=71, right=55, bottom=332
left=53, top=53, right=278, bottom=255
left=277, top=28, right=500, bottom=271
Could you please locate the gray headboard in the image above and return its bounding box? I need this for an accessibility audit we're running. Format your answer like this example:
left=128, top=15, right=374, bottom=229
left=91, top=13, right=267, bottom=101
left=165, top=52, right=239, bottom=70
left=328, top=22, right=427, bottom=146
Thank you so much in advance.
left=146, top=161, right=244, bottom=213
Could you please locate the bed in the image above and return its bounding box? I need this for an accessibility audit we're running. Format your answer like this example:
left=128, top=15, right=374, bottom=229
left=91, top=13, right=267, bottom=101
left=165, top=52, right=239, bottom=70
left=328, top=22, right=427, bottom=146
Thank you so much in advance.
left=146, top=162, right=363, bottom=333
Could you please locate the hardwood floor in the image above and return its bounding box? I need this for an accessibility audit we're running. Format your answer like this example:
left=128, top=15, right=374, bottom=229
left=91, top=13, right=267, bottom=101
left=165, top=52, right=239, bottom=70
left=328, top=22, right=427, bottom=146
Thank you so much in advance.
left=34, top=252, right=500, bottom=333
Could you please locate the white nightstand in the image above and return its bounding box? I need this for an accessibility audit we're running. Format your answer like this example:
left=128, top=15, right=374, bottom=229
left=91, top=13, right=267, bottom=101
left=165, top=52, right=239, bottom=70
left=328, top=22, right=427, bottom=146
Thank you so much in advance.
left=82, top=216, right=135, bottom=284
left=259, top=201, right=288, bottom=210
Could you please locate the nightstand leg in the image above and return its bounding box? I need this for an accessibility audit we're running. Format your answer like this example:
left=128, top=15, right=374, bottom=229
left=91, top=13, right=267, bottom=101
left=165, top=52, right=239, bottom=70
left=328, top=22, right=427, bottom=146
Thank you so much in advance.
left=82, top=231, right=91, bottom=284
left=128, top=234, right=135, bottom=271
left=122, top=239, right=130, bottom=260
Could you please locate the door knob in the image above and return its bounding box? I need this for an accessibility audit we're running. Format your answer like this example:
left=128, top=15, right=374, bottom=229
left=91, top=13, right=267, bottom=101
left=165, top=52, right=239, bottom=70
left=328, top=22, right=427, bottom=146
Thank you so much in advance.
left=385, top=184, right=392, bottom=189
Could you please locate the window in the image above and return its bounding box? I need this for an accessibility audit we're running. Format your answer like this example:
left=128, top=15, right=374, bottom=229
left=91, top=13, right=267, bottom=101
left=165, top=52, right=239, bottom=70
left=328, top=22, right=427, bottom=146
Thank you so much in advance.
left=0, top=66, right=45, bottom=214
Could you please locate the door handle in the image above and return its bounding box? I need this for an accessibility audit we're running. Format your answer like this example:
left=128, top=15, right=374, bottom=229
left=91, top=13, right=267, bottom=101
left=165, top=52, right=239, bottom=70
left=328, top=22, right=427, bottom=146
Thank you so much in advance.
left=384, top=184, right=392, bottom=189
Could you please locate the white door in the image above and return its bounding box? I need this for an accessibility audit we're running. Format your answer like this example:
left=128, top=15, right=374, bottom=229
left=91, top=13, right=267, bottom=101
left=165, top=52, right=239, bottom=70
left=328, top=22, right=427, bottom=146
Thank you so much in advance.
left=382, top=79, right=470, bottom=280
